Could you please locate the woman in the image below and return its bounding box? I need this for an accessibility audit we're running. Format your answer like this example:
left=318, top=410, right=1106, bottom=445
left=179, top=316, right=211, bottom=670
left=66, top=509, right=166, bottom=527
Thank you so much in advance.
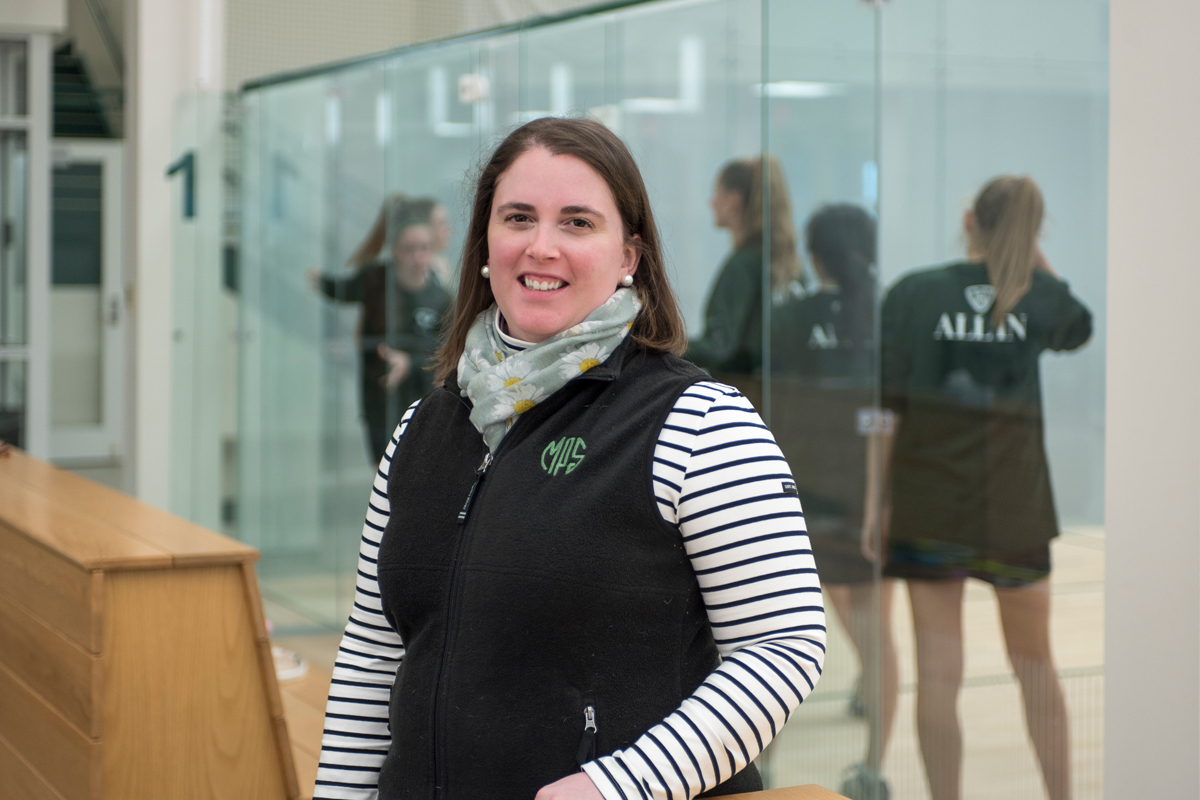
left=687, top=155, right=800, bottom=401
left=771, top=204, right=897, bottom=800
left=311, top=198, right=451, bottom=464
left=772, top=204, right=876, bottom=378
left=874, top=176, right=1092, bottom=800
left=402, top=196, right=457, bottom=293
left=312, top=117, right=825, bottom=800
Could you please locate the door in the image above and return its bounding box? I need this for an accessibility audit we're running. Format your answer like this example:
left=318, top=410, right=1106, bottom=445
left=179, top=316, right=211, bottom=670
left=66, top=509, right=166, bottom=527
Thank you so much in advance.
left=49, top=139, right=124, bottom=462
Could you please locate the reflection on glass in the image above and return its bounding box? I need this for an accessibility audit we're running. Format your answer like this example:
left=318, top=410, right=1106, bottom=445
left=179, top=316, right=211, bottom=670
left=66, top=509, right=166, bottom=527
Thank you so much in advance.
left=0, top=130, right=27, bottom=347
left=0, top=41, right=28, bottom=117
left=239, top=78, right=345, bottom=624
left=773, top=204, right=898, bottom=800
left=239, top=0, right=771, bottom=633
left=870, top=1, right=1108, bottom=797
left=232, top=1, right=1107, bottom=797
left=687, top=154, right=800, bottom=408
left=756, top=1, right=882, bottom=791
left=879, top=176, right=1092, bottom=800
left=311, top=196, right=451, bottom=464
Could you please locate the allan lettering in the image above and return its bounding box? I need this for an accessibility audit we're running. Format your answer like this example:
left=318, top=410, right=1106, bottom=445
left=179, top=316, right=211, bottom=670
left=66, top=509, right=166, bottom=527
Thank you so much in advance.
left=933, top=312, right=1028, bottom=342
left=541, top=436, right=587, bottom=475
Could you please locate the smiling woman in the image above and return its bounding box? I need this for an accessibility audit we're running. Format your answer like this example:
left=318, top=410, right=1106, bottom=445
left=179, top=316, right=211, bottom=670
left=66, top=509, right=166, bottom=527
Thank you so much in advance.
left=312, top=117, right=826, bottom=800
left=485, top=150, right=638, bottom=342
left=434, top=116, right=687, bottom=381
left=485, top=148, right=637, bottom=341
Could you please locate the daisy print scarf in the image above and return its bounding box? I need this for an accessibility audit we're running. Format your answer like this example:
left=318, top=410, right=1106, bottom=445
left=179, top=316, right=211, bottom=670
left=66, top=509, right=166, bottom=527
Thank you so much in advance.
left=457, top=288, right=641, bottom=452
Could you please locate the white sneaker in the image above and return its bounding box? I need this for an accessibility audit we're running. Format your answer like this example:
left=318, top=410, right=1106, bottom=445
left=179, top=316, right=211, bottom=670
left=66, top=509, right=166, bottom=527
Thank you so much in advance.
left=272, top=646, right=308, bottom=683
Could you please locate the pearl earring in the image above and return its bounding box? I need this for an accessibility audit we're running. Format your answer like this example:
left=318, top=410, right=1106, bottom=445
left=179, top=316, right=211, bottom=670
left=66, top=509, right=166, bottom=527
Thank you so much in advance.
left=620, top=274, right=634, bottom=287
left=480, top=264, right=490, bottom=278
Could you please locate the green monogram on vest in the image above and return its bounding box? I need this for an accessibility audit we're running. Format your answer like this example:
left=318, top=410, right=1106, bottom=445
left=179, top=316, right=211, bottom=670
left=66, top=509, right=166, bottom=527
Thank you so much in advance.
left=541, top=436, right=586, bottom=475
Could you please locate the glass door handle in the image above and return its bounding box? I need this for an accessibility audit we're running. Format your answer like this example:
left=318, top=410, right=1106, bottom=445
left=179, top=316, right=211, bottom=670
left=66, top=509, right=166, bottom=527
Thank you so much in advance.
left=107, top=295, right=120, bottom=326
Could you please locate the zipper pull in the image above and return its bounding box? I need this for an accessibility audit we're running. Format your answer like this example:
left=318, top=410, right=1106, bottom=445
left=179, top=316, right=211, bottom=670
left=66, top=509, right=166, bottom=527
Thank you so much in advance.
left=576, top=703, right=597, bottom=767
left=457, top=451, right=492, bottom=524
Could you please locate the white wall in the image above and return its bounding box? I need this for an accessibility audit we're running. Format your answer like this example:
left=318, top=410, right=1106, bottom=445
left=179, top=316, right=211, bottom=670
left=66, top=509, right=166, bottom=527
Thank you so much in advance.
left=24, top=36, right=52, bottom=459
left=224, top=0, right=604, bottom=91
left=125, top=0, right=224, bottom=509
left=1105, top=0, right=1200, bottom=795
left=0, top=0, right=65, bottom=32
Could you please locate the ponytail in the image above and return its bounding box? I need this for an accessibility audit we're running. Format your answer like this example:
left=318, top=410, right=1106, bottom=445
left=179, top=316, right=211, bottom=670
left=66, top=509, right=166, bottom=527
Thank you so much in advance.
left=971, top=175, right=1044, bottom=326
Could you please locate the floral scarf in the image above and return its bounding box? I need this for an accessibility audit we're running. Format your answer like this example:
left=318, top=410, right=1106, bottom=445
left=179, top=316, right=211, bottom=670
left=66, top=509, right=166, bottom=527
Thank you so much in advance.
left=457, top=288, right=641, bottom=452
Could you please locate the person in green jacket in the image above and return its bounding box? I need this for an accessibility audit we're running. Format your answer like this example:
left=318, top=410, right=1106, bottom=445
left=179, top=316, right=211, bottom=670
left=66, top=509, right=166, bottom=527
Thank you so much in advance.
left=308, top=196, right=451, bottom=464
left=873, top=175, right=1091, bottom=800
left=686, top=155, right=800, bottom=400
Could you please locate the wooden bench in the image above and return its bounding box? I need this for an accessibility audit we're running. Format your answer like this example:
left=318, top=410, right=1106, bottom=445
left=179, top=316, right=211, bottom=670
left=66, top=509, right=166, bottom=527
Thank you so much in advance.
left=0, top=448, right=297, bottom=800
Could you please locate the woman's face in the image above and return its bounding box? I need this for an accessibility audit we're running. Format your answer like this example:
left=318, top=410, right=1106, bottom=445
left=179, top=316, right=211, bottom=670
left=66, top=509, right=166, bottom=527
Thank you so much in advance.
left=710, top=181, right=743, bottom=231
left=487, top=147, right=638, bottom=343
left=392, top=224, right=433, bottom=291
left=431, top=204, right=451, bottom=253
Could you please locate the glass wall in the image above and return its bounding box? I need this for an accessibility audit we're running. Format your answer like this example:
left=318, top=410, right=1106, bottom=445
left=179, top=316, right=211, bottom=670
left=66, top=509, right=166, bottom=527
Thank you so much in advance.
left=234, top=0, right=1107, bottom=797
left=870, top=3, right=1107, bottom=798
left=0, top=40, right=29, bottom=449
left=238, top=0, right=777, bottom=634
left=166, top=91, right=229, bottom=531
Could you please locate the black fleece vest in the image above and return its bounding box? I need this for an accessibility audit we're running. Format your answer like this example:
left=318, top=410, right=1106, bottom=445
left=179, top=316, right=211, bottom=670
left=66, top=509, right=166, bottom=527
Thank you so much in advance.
left=376, top=340, right=763, bottom=799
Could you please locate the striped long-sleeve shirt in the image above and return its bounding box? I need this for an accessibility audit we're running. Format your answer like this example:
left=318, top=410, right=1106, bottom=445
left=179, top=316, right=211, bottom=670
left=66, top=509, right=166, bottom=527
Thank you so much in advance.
left=313, top=381, right=826, bottom=800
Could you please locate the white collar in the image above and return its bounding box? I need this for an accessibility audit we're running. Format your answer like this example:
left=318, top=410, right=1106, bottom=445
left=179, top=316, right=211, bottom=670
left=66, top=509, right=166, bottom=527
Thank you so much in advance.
left=494, top=312, right=538, bottom=351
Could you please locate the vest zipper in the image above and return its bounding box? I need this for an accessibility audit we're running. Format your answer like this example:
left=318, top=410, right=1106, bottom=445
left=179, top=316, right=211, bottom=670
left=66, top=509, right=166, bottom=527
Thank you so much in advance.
left=576, top=693, right=598, bottom=767
left=435, top=447, right=494, bottom=796
left=432, top=406, right=545, bottom=793
left=457, top=451, right=492, bottom=524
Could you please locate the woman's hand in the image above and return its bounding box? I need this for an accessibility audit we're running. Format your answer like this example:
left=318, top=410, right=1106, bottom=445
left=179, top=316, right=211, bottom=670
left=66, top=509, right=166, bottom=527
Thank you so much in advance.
left=861, top=411, right=896, bottom=564
left=534, top=772, right=604, bottom=800
left=861, top=498, right=890, bottom=564
left=306, top=268, right=321, bottom=291
left=378, top=344, right=412, bottom=388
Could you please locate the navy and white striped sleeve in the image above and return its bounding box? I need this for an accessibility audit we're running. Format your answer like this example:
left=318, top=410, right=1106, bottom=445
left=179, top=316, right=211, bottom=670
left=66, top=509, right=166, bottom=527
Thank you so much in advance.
left=583, top=381, right=826, bottom=800
left=311, top=402, right=419, bottom=800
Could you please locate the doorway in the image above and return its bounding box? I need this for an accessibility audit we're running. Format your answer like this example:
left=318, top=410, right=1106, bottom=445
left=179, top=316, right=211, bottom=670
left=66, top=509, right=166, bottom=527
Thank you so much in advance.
left=49, top=138, right=124, bottom=464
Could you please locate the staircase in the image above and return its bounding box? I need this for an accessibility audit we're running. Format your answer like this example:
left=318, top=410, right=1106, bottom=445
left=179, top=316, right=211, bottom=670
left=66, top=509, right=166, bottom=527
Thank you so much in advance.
left=54, top=42, right=115, bottom=138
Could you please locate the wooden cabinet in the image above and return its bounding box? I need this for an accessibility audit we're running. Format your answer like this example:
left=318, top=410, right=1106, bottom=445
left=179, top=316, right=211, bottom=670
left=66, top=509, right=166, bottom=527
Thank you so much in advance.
left=0, top=449, right=297, bottom=800
left=724, top=787, right=847, bottom=800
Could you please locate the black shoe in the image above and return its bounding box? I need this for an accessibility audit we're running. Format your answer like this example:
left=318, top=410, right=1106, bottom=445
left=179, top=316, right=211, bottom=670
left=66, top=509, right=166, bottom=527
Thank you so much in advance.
left=840, top=763, right=890, bottom=800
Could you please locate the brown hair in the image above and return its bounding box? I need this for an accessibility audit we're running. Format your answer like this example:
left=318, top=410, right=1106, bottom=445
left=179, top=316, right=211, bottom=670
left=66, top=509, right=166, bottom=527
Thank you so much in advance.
left=347, top=194, right=437, bottom=267
left=718, top=154, right=801, bottom=291
left=804, top=203, right=877, bottom=347
left=970, top=175, right=1044, bottom=325
left=387, top=198, right=434, bottom=252
left=433, top=116, right=687, bottom=383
